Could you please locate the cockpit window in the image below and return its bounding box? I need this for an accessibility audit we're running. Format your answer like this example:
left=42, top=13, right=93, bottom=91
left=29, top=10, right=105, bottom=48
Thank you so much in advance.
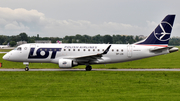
left=17, top=47, right=21, bottom=51
left=14, top=47, right=22, bottom=51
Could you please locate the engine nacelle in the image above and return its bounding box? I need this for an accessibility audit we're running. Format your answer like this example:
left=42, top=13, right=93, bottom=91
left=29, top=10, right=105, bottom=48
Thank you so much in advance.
left=59, top=59, right=78, bottom=68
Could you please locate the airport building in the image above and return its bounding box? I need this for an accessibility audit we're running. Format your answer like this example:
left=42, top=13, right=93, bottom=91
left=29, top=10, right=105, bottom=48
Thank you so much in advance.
left=35, top=40, right=51, bottom=43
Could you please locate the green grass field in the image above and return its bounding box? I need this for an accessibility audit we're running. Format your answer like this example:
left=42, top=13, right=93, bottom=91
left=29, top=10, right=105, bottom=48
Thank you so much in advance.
left=0, top=71, right=180, bottom=101
left=0, top=47, right=180, bottom=101
left=0, top=49, right=12, bottom=52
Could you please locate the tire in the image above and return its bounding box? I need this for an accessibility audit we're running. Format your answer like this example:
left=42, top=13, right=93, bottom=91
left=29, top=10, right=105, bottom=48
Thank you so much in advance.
left=25, top=67, right=29, bottom=71
left=86, top=66, right=92, bottom=71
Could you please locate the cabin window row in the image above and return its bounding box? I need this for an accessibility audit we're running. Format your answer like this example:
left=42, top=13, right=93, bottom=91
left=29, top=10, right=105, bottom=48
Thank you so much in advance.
left=39, top=49, right=61, bottom=51
left=63, top=49, right=123, bottom=52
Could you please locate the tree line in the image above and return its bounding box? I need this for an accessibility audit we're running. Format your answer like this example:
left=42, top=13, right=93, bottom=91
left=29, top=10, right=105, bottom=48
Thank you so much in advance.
left=0, top=32, right=179, bottom=47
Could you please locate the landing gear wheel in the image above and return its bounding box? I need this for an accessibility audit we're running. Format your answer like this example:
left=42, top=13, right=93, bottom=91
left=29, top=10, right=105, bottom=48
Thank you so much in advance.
left=86, top=65, right=92, bottom=71
left=23, top=62, right=29, bottom=71
left=25, top=67, right=29, bottom=71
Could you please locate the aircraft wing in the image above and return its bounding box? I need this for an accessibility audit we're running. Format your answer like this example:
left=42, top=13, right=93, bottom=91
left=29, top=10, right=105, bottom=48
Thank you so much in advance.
left=65, top=45, right=111, bottom=61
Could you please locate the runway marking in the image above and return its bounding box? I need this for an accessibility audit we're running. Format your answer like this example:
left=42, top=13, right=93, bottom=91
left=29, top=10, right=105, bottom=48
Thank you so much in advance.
left=1, top=69, right=180, bottom=71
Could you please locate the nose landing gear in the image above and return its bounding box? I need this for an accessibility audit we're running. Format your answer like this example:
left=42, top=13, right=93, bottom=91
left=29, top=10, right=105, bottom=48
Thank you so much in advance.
left=25, top=66, right=29, bottom=71
left=23, top=62, right=29, bottom=71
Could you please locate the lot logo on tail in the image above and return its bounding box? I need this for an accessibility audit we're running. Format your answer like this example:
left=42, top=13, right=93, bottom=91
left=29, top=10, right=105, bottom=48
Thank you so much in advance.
left=154, top=22, right=172, bottom=41
left=135, top=15, right=175, bottom=45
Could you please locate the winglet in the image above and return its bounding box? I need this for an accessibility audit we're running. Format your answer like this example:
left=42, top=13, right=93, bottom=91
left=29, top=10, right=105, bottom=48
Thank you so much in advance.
left=102, top=45, right=111, bottom=54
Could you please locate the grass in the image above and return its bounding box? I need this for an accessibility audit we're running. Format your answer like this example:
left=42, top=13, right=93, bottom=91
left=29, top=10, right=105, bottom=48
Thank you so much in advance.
left=0, top=71, right=180, bottom=101
left=0, top=49, right=12, bottom=52
left=0, top=48, right=180, bottom=101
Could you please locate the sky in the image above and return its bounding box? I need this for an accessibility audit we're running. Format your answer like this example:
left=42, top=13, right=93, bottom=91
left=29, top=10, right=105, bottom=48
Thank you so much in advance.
left=0, top=0, right=179, bottom=38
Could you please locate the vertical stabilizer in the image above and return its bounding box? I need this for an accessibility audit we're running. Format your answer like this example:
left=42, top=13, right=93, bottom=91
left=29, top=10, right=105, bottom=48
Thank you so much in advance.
left=135, top=15, right=176, bottom=46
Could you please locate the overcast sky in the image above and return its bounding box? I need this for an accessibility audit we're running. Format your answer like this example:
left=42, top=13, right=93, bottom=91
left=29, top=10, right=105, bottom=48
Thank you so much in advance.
left=0, top=0, right=179, bottom=37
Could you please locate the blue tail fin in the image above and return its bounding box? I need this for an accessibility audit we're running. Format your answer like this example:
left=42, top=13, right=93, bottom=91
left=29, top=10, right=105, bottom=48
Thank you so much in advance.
left=136, top=15, right=176, bottom=46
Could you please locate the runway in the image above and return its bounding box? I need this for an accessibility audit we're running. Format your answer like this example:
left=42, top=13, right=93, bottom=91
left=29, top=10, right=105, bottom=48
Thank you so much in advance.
left=0, top=52, right=8, bottom=53
left=1, top=69, right=180, bottom=71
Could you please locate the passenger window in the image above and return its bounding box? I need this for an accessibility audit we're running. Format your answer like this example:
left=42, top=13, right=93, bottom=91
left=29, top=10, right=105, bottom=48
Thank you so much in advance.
left=78, top=49, right=80, bottom=51
left=88, top=49, right=90, bottom=51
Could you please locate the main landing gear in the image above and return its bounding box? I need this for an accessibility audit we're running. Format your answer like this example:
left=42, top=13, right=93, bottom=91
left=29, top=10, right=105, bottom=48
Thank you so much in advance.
left=86, top=65, right=92, bottom=71
left=23, top=62, right=29, bottom=71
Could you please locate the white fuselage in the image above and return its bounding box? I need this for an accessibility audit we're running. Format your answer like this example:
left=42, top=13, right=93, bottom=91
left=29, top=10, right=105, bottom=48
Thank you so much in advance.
left=3, top=43, right=169, bottom=66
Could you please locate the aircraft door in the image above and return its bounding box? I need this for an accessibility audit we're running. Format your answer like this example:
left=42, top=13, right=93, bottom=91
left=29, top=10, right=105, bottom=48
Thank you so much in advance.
left=30, top=44, right=36, bottom=48
left=21, top=44, right=30, bottom=61
left=127, top=45, right=132, bottom=58
left=29, top=44, right=36, bottom=56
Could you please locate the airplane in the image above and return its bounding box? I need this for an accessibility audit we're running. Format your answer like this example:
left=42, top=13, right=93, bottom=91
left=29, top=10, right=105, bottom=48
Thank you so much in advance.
left=0, top=43, right=9, bottom=49
left=3, top=15, right=178, bottom=71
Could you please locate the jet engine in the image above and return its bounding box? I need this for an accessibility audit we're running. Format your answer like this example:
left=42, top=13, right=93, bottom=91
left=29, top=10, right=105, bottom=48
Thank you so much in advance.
left=58, top=59, right=78, bottom=68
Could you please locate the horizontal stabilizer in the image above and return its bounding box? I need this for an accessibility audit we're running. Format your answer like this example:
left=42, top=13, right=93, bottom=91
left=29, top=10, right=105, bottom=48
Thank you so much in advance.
left=149, top=46, right=178, bottom=53
left=169, top=47, right=179, bottom=53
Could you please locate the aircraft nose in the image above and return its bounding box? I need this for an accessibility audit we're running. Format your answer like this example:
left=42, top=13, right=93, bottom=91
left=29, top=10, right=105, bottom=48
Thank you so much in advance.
left=3, top=54, right=9, bottom=60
